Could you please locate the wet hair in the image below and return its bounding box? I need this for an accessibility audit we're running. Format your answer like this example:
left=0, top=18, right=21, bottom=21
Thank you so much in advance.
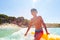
left=31, top=8, right=37, bottom=12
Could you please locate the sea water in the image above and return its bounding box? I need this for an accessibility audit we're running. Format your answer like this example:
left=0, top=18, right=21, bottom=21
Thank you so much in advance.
left=0, top=24, right=60, bottom=40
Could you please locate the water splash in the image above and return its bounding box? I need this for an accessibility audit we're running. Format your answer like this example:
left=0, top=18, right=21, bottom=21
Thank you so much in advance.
left=0, top=23, right=60, bottom=40
left=0, top=23, right=34, bottom=40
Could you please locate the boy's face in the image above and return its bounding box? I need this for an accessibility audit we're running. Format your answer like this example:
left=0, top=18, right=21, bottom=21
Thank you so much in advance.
left=31, top=11, right=37, bottom=17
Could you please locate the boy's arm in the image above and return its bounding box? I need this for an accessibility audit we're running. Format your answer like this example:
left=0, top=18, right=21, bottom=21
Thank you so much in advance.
left=42, top=22, right=48, bottom=34
left=25, top=20, right=32, bottom=36
left=40, top=16, right=49, bottom=34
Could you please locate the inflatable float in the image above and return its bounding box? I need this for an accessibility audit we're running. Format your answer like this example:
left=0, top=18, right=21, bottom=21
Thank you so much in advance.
left=31, top=32, right=60, bottom=40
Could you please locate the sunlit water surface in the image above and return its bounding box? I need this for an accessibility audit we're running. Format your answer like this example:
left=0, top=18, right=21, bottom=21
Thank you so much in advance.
left=0, top=24, right=60, bottom=40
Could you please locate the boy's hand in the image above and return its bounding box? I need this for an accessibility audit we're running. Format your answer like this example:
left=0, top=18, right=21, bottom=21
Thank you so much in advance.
left=24, top=33, right=27, bottom=36
left=47, top=32, right=50, bottom=35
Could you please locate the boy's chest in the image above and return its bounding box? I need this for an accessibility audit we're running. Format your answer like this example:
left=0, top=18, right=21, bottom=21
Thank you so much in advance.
left=32, top=17, right=41, bottom=24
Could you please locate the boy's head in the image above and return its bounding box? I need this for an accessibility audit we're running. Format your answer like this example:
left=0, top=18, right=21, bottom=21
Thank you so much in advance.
left=31, top=8, right=38, bottom=17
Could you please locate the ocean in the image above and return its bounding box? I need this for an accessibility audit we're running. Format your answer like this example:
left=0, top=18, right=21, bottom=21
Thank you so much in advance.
left=0, top=24, right=60, bottom=40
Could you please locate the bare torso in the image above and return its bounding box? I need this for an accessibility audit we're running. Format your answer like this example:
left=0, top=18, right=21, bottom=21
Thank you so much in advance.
left=31, top=16, right=43, bottom=30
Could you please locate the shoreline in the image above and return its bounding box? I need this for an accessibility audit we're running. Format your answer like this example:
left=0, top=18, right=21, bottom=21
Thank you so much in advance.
left=0, top=23, right=60, bottom=28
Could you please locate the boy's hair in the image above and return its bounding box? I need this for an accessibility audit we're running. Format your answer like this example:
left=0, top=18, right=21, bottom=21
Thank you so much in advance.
left=31, top=8, right=37, bottom=12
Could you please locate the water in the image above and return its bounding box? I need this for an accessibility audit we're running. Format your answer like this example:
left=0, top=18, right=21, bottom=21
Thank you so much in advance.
left=0, top=24, right=60, bottom=40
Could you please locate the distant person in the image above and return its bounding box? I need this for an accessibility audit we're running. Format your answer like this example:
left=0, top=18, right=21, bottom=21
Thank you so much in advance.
left=24, top=8, right=49, bottom=40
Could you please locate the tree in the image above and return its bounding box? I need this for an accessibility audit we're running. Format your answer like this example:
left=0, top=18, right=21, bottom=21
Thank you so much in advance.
left=0, top=14, right=9, bottom=24
left=23, top=19, right=29, bottom=26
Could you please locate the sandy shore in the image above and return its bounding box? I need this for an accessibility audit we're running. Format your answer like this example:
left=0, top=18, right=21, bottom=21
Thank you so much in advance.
left=0, top=23, right=21, bottom=30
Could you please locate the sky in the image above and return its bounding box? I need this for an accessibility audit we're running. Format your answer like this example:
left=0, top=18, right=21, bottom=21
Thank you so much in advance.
left=0, top=0, right=60, bottom=23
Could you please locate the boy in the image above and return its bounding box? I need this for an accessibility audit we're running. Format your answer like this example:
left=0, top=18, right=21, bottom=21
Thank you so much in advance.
left=24, top=8, right=49, bottom=40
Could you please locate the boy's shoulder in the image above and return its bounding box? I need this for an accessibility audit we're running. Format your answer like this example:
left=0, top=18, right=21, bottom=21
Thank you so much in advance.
left=38, top=16, right=42, bottom=18
left=38, top=16, right=43, bottom=21
left=31, top=16, right=42, bottom=19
